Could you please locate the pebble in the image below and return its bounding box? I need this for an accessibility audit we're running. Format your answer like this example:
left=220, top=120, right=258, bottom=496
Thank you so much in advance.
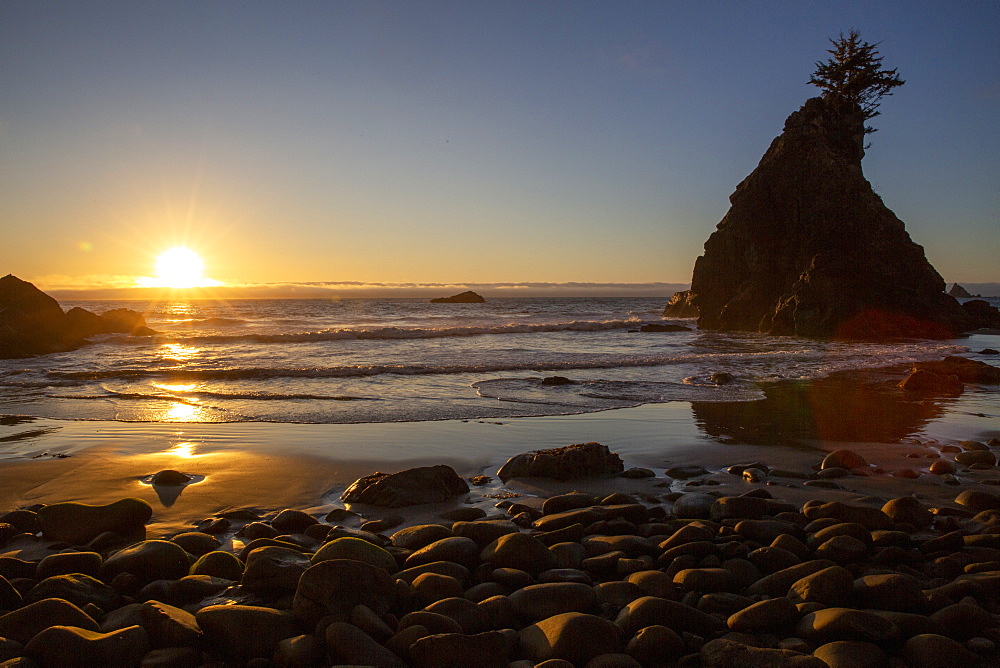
left=312, top=536, right=398, bottom=572
left=197, top=604, right=297, bottom=661
left=100, top=539, right=191, bottom=585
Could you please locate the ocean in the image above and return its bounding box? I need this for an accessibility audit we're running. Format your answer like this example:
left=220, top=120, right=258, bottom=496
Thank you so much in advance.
left=2, top=296, right=995, bottom=426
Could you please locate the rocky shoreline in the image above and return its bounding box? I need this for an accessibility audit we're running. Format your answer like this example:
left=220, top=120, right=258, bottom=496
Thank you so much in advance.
left=3, top=433, right=1000, bottom=667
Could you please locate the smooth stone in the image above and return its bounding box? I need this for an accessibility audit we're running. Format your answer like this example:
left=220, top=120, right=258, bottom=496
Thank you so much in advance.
left=451, top=520, right=520, bottom=548
left=593, top=581, right=645, bottom=610
left=812, top=640, right=888, bottom=668
left=710, top=496, right=796, bottom=521
left=929, top=603, right=994, bottom=640
left=35, top=551, right=103, bottom=579
left=390, top=524, right=456, bottom=550
left=0, top=597, right=99, bottom=644
left=241, top=545, right=312, bottom=593
left=930, top=459, right=957, bottom=475
left=518, top=612, right=623, bottom=665
left=814, top=535, right=869, bottom=564
left=170, top=532, right=220, bottom=556
left=728, top=596, right=798, bottom=632
left=881, top=496, right=934, bottom=528
left=541, top=493, right=599, bottom=516
left=670, top=493, right=715, bottom=519
left=956, top=450, right=996, bottom=466
left=498, top=443, right=624, bottom=482
left=273, top=634, right=326, bottom=668
left=325, top=621, right=406, bottom=667
left=292, top=558, right=395, bottom=626
left=406, top=536, right=480, bottom=570
left=411, top=572, right=464, bottom=607
left=197, top=604, right=297, bottom=660
left=585, top=653, right=641, bottom=668
left=624, top=624, right=685, bottom=665
left=795, top=607, right=898, bottom=643
left=954, top=490, right=1000, bottom=514
left=746, top=560, right=837, bottom=597
left=136, top=646, right=202, bottom=668
left=901, top=634, right=981, bottom=667
left=480, top=532, right=557, bottom=574
left=622, top=467, right=655, bottom=479
left=25, top=573, right=119, bottom=612
left=509, top=582, right=598, bottom=620
left=0, top=575, right=22, bottom=611
left=341, top=465, right=470, bottom=506
left=788, top=565, right=854, bottom=606
left=189, top=550, right=244, bottom=580
left=424, top=596, right=491, bottom=634
left=312, top=536, right=398, bottom=572
left=614, top=596, right=726, bottom=637
left=673, top=568, right=737, bottom=593
left=409, top=630, right=510, bottom=668
left=150, top=470, right=190, bottom=486
left=101, top=540, right=191, bottom=585
left=665, top=465, right=708, bottom=480
left=821, top=450, right=869, bottom=470
left=748, top=546, right=801, bottom=574
left=625, top=570, right=675, bottom=599
left=37, top=498, right=152, bottom=545
left=269, top=508, right=318, bottom=534
left=395, top=560, right=470, bottom=586
left=100, top=600, right=202, bottom=649
left=24, top=624, right=149, bottom=668
left=701, top=638, right=825, bottom=668
left=852, top=573, right=929, bottom=613
left=398, top=611, right=464, bottom=636
left=803, top=503, right=892, bottom=530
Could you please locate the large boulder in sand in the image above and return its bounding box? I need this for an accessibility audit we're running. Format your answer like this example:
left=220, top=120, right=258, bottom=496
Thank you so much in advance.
left=430, top=291, right=485, bottom=303
left=341, top=465, right=470, bottom=507
left=664, top=97, right=971, bottom=339
left=37, top=498, right=153, bottom=545
left=497, top=442, right=624, bottom=482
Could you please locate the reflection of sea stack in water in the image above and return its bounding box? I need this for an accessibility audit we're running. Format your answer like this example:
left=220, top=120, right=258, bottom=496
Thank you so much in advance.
left=430, top=290, right=485, bottom=303
left=664, top=97, right=971, bottom=339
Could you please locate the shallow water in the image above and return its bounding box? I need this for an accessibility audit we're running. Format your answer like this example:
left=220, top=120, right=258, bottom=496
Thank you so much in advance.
left=3, top=297, right=993, bottom=425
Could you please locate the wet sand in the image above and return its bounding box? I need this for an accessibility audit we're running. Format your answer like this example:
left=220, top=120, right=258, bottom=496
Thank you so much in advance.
left=1, top=360, right=998, bottom=545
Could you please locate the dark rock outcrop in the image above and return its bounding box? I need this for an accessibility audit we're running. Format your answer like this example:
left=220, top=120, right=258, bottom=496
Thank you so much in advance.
left=497, top=442, right=624, bottom=482
left=1, top=274, right=155, bottom=358
left=638, top=323, right=691, bottom=332
left=661, top=290, right=698, bottom=318
left=664, top=97, right=971, bottom=339
left=430, top=291, right=485, bottom=304
left=961, top=299, right=1000, bottom=330
left=341, top=465, right=470, bottom=507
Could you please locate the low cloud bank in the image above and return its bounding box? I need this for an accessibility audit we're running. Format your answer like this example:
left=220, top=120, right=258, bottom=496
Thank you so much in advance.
left=37, top=276, right=689, bottom=299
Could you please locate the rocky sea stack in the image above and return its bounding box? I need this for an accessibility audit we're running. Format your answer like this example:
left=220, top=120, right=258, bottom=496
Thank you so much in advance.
left=664, top=96, right=972, bottom=339
left=430, top=291, right=486, bottom=304
left=0, top=274, right=154, bottom=359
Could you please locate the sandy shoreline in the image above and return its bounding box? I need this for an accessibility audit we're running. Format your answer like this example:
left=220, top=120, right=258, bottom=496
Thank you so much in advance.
left=1, top=356, right=998, bottom=542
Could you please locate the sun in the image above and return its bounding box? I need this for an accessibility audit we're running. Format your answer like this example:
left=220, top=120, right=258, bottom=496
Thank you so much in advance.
left=137, top=246, right=222, bottom=288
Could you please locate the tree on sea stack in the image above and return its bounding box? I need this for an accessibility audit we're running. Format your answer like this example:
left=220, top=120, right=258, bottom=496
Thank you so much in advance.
left=662, top=31, right=976, bottom=339
left=809, top=29, right=904, bottom=137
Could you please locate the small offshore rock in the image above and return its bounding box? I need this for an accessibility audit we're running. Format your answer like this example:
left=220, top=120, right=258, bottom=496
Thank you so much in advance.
left=149, top=470, right=191, bottom=486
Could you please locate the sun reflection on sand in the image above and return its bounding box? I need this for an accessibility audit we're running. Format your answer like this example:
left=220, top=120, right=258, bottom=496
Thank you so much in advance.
left=161, top=441, right=204, bottom=458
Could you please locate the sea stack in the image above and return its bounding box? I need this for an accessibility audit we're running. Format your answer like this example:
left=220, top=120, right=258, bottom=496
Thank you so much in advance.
left=430, top=290, right=485, bottom=304
left=664, top=96, right=970, bottom=339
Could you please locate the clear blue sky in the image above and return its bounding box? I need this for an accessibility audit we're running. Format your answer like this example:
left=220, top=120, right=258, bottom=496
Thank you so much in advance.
left=1, top=0, right=997, bottom=291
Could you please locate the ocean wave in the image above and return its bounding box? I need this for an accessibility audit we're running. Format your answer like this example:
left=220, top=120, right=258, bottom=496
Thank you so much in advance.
left=159, top=318, right=647, bottom=344
left=47, top=389, right=375, bottom=402
left=164, top=317, right=250, bottom=327
left=472, top=377, right=766, bottom=407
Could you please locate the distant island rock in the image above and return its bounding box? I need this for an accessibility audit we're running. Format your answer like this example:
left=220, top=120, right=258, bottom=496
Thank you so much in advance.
left=0, top=274, right=155, bottom=359
left=430, top=290, right=485, bottom=304
left=948, top=283, right=979, bottom=299
left=664, top=96, right=978, bottom=339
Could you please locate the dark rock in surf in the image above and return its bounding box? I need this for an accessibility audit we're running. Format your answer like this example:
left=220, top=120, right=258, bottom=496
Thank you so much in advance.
left=961, top=299, right=1000, bottom=329
left=898, top=369, right=963, bottom=396
left=341, top=465, right=470, bottom=507
left=0, top=274, right=83, bottom=358
left=664, top=97, right=971, bottom=339
left=150, top=470, right=191, bottom=486
left=430, top=291, right=486, bottom=303
left=661, top=290, right=698, bottom=318
left=638, top=323, right=691, bottom=332
left=497, top=442, right=624, bottom=482
left=911, top=356, right=1000, bottom=384
left=541, top=376, right=574, bottom=386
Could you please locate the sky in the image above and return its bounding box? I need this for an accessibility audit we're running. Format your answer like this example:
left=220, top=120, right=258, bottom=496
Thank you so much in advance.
left=1, top=1, right=997, bottom=296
